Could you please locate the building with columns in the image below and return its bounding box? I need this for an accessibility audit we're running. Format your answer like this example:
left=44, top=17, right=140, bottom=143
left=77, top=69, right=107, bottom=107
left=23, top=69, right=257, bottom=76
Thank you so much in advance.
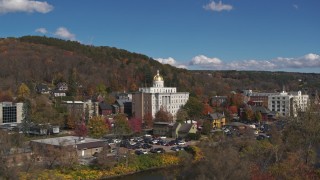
left=132, top=70, right=189, bottom=121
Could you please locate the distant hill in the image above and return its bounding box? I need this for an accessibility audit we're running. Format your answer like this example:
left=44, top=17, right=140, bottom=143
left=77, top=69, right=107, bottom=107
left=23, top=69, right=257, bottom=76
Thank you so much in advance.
left=0, top=36, right=319, bottom=97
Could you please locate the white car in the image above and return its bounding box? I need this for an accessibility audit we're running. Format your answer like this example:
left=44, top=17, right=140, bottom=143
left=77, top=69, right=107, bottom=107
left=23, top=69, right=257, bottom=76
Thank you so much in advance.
left=177, top=141, right=186, bottom=145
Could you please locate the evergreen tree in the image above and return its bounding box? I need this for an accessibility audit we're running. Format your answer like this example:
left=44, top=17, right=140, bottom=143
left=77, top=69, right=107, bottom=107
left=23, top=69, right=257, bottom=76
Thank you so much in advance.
left=67, top=68, right=77, bottom=96
left=21, top=99, right=32, bottom=135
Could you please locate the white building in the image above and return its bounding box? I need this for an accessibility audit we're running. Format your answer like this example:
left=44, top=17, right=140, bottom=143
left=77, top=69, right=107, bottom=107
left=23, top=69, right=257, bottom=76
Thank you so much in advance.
left=0, top=102, right=23, bottom=125
left=268, top=91, right=308, bottom=117
left=132, top=70, right=189, bottom=121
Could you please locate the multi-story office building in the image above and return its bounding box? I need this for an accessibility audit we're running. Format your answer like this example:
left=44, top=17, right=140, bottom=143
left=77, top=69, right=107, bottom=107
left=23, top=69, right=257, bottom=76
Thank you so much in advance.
left=0, top=102, right=23, bottom=125
left=132, top=70, right=189, bottom=121
left=268, top=91, right=308, bottom=117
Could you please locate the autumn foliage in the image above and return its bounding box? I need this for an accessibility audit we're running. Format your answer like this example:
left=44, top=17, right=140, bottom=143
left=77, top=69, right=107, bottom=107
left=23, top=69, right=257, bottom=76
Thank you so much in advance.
left=129, top=117, right=142, bottom=133
left=88, top=116, right=109, bottom=138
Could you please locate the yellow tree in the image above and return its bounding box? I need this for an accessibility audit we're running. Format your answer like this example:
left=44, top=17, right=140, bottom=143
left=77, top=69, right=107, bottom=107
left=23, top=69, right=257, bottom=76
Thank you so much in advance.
left=17, top=83, right=30, bottom=100
left=88, top=116, right=109, bottom=138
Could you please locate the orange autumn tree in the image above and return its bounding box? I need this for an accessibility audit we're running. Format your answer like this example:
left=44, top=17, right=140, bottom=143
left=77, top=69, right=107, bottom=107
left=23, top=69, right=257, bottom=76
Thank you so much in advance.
left=154, top=107, right=173, bottom=123
left=143, top=112, right=153, bottom=128
left=202, top=103, right=213, bottom=115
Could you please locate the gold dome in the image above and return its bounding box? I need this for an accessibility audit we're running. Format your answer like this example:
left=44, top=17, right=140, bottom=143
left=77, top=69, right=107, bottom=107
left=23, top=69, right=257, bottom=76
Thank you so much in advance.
left=153, top=70, right=163, bottom=81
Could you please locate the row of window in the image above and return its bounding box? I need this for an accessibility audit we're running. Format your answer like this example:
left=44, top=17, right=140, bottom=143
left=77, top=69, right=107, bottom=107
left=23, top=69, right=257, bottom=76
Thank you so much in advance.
left=2, top=106, right=17, bottom=123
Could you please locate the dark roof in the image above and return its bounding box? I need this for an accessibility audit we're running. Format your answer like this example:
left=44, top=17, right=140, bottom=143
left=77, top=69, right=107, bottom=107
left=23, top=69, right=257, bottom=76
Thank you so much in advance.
left=51, top=90, right=66, bottom=93
left=178, top=123, right=193, bottom=133
left=251, top=106, right=270, bottom=114
left=57, top=82, right=68, bottom=87
left=76, top=141, right=105, bottom=150
left=36, top=83, right=48, bottom=91
left=172, top=122, right=180, bottom=131
left=153, top=122, right=171, bottom=125
left=226, top=122, right=247, bottom=127
left=208, top=113, right=225, bottom=119
left=116, top=99, right=124, bottom=106
left=99, top=102, right=113, bottom=110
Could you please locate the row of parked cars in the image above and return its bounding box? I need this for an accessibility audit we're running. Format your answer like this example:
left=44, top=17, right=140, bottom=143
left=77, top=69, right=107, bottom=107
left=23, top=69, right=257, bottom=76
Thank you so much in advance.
left=135, top=145, right=186, bottom=155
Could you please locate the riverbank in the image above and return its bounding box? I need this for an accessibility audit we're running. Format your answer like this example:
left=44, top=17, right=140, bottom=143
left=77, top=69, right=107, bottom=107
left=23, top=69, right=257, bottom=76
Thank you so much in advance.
left=19, top=152, right=183, bottom=180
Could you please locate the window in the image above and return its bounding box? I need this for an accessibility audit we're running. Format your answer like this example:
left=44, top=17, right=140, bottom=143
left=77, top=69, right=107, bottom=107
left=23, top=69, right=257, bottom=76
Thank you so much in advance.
left=2, top=106, right=17, bottom=123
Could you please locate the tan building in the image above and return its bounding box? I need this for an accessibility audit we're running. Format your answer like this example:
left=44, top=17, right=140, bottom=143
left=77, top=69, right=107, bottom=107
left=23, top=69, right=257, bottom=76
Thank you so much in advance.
left=31, top=136, right=105, bottom=157
left=132, top=70, right=189, bottom=121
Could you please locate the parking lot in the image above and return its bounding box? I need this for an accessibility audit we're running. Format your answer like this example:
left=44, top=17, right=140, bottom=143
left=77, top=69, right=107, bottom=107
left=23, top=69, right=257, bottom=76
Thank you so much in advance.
left=106, top=136, right=198, bottom=156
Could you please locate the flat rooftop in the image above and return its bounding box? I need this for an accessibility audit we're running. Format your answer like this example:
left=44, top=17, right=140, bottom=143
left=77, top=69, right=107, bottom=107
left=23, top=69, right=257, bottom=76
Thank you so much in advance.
left=31, top=136, right=103, bottom=146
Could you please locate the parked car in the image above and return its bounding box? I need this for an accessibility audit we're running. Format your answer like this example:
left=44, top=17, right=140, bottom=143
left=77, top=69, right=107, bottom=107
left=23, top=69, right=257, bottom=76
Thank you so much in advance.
left=168, top=140, right=176, bottom=146
left=150, top=147, right=165, bottom=153
left=142, top=143, right=152, bottom=149
left=135, top=149, right=148, bottom=155
left=256, top=134, right=270, bottom=140
left=177, top=140, right=186, bottom=145
left=171, top=146, right=184, bottom=151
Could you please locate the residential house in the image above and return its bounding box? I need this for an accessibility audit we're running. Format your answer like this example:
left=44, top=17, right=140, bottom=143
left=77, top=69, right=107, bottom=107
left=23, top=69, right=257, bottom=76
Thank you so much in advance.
left=115, top=99, right=132, bottom=117
left=251, top=106, right=272, bottom=121
left=51, top=90, right=66, bottom=97
left=99, top=101, right=113, bottom=116
left=210, top=96, right=227, bottom=107
left=56, top=82, right=68, bottom=91
left=207, top=112, right=226, bottom=128
left=172, top=122, right=197, bottom=138
left=35, top=83, right=50, bottom=94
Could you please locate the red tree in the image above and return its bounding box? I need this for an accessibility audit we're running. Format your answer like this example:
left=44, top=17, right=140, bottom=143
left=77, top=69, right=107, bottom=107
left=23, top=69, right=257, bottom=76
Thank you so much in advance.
left=202, top=103, right=213, bottom=115
left=229, top=105, right=238, bottom=114
left=129, top=117, right=142, bottom=133
left=74, top=121, right=87, bottom=138
left=143, top=112, right=153, bottom=128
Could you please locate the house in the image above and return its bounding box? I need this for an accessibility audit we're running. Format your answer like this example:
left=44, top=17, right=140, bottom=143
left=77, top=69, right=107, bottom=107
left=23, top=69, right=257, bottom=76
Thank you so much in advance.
left=207, top=112, right=226, bottom=128
left=99, top=101, right=113, bottom=116
left=115, top=99, right=132, bottom=117
left=35, top=83, right=50, bottom=94
left=30, top=136, right=106, bottom=157
left=172, top=122, right=197, bottom=138
left=51, top=90, right=66, bottom=97
left=56, top=82, right=68, bottom=91
left=251, top=106, right=271, bottom=121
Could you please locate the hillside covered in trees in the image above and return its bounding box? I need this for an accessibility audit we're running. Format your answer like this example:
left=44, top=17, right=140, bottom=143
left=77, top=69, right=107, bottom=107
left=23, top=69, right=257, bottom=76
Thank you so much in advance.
left=0, top=36, right=319, bottom=97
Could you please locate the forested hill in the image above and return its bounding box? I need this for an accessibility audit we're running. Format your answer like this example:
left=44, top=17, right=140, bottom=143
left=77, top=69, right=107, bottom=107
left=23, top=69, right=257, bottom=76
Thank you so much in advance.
left=0, top=36, right=319, bottom=97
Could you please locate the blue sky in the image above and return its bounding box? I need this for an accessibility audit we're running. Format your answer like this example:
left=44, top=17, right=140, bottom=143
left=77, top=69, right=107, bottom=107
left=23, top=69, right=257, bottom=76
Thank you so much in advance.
left=1, top=0, right=320, bottom=73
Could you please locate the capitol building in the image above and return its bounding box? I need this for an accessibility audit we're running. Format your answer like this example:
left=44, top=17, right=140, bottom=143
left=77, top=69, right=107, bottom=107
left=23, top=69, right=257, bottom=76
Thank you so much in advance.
left=132, top=70, right=189, bottom=121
